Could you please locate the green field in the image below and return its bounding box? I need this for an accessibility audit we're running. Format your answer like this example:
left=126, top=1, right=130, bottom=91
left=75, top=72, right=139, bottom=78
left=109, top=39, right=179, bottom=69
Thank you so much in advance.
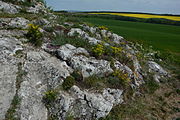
left=80, top=17, right=180, bottom=60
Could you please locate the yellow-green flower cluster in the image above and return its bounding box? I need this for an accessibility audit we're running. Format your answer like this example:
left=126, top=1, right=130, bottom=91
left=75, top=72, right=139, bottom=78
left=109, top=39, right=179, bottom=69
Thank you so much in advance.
left=26, top=24, right=43, bottom=47
left=98, top=26, right=108, bottom=30
left=92, top=43, right=105, bottom=57
left=111, top=46, right=123, bottom=54
left=28, top=24, right=39, bottom=30
left=112, top=70, right=130, bottom=85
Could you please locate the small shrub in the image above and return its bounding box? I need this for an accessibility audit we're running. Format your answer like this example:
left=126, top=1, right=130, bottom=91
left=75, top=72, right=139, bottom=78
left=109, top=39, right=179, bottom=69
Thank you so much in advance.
left=26, top=24, right=43, bottom=47
left=52, top=35, right=91, bottom=51
left=98, top=26, right=108, bottom=30
left=111, top=46, right=123, bottom=55
left=62, top=76, right=75, bottom=90
left=108, top=70, right=130, bottom=87
left=92, top=43, right=105, bottom=57
left=71, top=70, right=83, bottom=82
left=43, top=90, right=57, bottom=108
left=84, top=75, right=104, bottom=88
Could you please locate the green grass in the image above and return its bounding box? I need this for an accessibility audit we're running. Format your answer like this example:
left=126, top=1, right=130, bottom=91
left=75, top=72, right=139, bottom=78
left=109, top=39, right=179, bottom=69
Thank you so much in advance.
left=80, top=17, right=180, bottom=60
left=52, top=35, right=91, bottom=50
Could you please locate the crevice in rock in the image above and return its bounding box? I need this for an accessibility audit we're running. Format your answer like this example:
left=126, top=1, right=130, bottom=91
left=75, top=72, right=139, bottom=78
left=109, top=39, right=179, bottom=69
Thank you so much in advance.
left=4, top=62, right=26, bottom=120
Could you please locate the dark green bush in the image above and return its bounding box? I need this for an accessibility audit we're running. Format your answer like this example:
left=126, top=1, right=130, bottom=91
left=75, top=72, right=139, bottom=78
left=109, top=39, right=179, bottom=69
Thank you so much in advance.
left=62, top=76, right=75, bottom=90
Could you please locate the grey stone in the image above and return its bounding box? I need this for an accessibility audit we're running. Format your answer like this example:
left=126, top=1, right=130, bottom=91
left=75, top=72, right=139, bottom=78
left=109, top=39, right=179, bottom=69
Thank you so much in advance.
left=70, top=55, right=113, bottom=77
left=0, top=63, right=17, bottom=119
left=148, top=61, right=167, bottom=75
left=8, top=17, right=29, bottom=29
left=51, top=86, right=123, bottom=120
left=132, top=57, right=144, bottom=87
left=101, top=30, right=107, bottom=38
left=114, top=61, right=133, bottom=78
left=18, top=51, right=73, bottom=120
left=84, top=36, right=102, bottom=45
left=148, top=61, right=168, bottom=82
left=32, top=18, right=50, bottom=26
left=68, top=28, right=103, bottom=45
left=0, top=1, right=20, bottom=14
left=110, top=33, right=124, bottom=44
left=0, top=29, right=26, bottom=38
left=0, top=17, right=29, bottom=29
left=0, top=37, right=23, bottom=55
left=26, top=2, right=47, bottom=14
left=68, top=28, right=88, bottom=38
left=57, top=44, right=89, bottom=61
left=58, top=44, right=113, bottom=77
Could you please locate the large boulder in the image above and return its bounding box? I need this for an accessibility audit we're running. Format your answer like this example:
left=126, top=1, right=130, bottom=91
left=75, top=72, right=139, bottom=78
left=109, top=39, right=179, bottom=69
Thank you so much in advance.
left=57, top=44, right=113, bottom=77
left=148, top=61, right=168, bottom=82
left=50, top=85, right=123, bottom=120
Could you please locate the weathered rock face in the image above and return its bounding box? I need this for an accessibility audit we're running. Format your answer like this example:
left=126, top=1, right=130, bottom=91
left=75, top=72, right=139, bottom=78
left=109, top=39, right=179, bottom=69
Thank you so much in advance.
left=57, top=44, right=113, bottom=77
left=0, top=1, right=20, bottom=14
left=0, top=21, right=22, bottom=119
left=17, top=50, right=73, bottom=120
left=0, top=17, right=29, bottom=29
left=0, top=57, right=18, bottom=119
left=0, top=29, right=26, bottom=38
left=0, top=37, right=23, bottom=55
left=50, top=86, right=123, bottom=120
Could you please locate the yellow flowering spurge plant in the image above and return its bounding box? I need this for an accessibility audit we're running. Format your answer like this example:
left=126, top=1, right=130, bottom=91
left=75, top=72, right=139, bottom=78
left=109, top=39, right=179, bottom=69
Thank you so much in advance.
left=26, top=24, right=43, bottom=47
left=111, top=46, right=123, bottom=55
left=112, top=70, right=131, bottom=86
left=92, top=43, right=105, bottom=57
left=98, top=26, right=108, bottom=30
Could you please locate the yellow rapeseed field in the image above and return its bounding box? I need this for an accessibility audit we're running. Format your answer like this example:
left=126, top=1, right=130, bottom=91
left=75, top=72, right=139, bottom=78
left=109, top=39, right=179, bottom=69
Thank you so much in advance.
left=90, top=13, right=180, bottom=21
